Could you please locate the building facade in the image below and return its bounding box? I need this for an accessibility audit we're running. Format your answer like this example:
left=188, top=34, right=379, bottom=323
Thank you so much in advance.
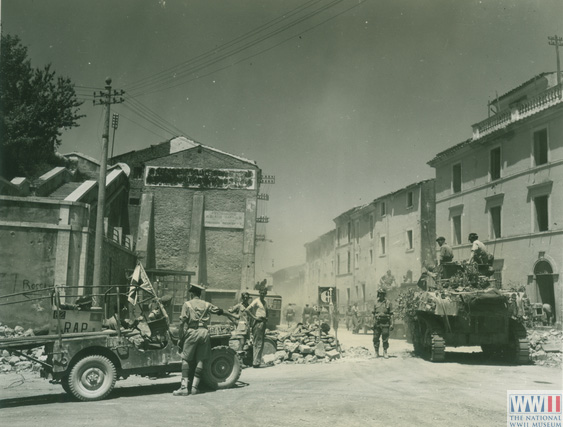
left=112, top=137, right=263, bottom=312
left=303, top=180, right=436, bottom=312
left=428, top=72, right=563, bottom=325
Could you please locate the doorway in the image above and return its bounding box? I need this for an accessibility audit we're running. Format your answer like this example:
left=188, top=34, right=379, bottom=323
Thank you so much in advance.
left=534, top=260, right=556, bottom=323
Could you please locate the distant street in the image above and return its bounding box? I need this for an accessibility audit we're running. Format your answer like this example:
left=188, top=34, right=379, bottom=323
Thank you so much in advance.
left=1, top=329, right=560, bottom=427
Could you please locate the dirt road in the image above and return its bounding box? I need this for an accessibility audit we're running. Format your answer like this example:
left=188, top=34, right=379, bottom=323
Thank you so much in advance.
left=1, top=330, right=561, bottom=427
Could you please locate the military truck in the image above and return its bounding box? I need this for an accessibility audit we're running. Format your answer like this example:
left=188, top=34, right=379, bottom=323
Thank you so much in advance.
left=0, top=274, right=243, bottom=401
left=408, top=262, right=529, bottom=364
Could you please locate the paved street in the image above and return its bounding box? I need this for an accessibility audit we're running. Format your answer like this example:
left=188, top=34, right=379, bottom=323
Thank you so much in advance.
left=1, top=329, right=561, bottom=427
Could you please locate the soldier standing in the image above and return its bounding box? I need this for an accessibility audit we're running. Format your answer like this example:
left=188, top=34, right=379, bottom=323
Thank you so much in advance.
left=302, top=303, right=313, bottom=325
left=372, top=288, right=393, bottom=358
left=174, top=284, right=235, bottom=396
left=242, top=287, right=269, bottom=368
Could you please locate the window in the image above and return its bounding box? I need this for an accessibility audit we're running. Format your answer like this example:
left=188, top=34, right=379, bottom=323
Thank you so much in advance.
left=370, top=249, right=373, bottom=264
left=490, top=206, right=501, bottom=239
left=347, top=288, right=350, bottom=304
left=406, top=230, right=413, bottom=250
left=355, top=252, right=359, bottom=269
left=355, top=220, right=360, bottom=243
left=533, top=129, right=548, bottom=166
left=406, top=191, right=414, bottom=208
left=380, top=236, right=386, bottom=255
left=369, top=215, right=374, bottom=239
left=490, top=147, right=501, bottom=181
left=362, top=284, right=366, bottom=303
left=452, top=215, right=462, bottom=245
left=534, top=195, right=549, bottom=232
left=347, top=251, right=351, bottom=273
left=337, top=254, right=341, bottom=275
left=347, top=222, right=351, bottom=243
left=381, top=202, right=386, bottom=216
left=452, top=163, right=462, bottom=193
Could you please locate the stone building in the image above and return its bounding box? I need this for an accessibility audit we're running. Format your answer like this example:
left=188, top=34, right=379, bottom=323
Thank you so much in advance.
left=335, top=180, right=436, bottom=310
left=0, top=156, right=135, bottom=329
left=303, top=180, right=436, bottom=312
left=112, top=136, right=263, bottom=311
left=428, top=72, right=563, bottom=326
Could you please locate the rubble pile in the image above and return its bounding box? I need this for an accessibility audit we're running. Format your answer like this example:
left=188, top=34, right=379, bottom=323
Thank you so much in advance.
left=264, top=323, right=341, bottom=365
left=0, top=322, right=45, bottom=373
left=528, top=328, right=563, bottom=368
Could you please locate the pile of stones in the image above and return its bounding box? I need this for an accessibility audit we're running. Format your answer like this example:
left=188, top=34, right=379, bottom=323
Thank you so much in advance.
left=264, top=323, right=341, bottom=365
left=0, top=322, right=45, bottom=373
left=528, top=328, right=562, bottom=368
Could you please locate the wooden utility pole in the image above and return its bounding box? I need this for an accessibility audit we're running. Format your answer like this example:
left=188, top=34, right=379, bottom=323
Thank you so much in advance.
left=92, top=78, right=124, bottom=308
left=548, top=35, right=563, bottom=87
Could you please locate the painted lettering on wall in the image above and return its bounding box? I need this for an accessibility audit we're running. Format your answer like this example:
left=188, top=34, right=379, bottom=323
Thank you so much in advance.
left=22, top=280, right=51, bottom=292
left=204, top=211, right=245, bottom=229
left=145, top=167, right=256, bottom=190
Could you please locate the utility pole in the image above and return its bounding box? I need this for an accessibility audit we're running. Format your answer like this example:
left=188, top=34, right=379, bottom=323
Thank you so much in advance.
left=548, top=35, right=563, bottom=87
left=110, top=113, right=120, bottom=162
left=92, top=78, right=125, bottom=308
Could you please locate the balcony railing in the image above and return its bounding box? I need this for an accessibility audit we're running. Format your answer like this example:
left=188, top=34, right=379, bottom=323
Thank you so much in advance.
left=472, top=83, right=562, bottom=139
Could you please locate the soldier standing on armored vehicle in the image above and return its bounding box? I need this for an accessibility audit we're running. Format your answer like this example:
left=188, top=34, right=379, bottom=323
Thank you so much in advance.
left=174, top=284, right=234, bottom=396
left=372, top=289, right=393, bottom=358
left=468, top=232, right=489, bottom=264
left=436, top=236, right=453, bottom=264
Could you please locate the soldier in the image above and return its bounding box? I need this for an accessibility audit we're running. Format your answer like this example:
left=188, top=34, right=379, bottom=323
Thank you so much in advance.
left=468, top=233, right=489, bottom=264
left=285, top=303, right=295, bottom=327
left=351, top=303, right=360, bottom=334
left=229, top=292, right=251, bottom=340
left=173, top=284, right=234, bottom=396
left=436, top=236, right=453, bottom=264
left=302, top=303, right=313, bottom=326
left=372, top=288, right=394, bottom=358
left=242, top=287, right=269, bottom=368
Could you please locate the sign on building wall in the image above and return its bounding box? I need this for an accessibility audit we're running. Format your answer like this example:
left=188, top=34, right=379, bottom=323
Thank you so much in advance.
left=205, top=211, right=245, bottom=229
left=318, top=286, right=337, bottom=305
left=145, top=166, right=256, bottom=190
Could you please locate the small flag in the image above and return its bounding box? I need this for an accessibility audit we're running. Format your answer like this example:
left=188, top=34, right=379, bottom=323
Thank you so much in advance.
left=127, top=264, right=154, bottom=305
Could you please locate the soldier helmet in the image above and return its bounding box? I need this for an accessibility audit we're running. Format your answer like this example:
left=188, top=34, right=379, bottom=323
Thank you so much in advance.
left=468, top=232, right=478, bottom=241
left=436, top=236, right=445, bottom=242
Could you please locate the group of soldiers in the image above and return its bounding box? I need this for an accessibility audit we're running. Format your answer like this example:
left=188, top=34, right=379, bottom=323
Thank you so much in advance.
left=173, top=283, right=270, bottom=397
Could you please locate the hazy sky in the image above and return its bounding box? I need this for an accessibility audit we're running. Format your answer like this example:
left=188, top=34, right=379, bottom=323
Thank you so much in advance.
left=2, top=0, right=562, bottom=275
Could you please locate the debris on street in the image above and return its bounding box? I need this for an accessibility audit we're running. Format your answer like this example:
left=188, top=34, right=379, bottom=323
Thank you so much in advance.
left=528, top=328, right=563, bottom=368
left=0, top=322, right=45, bottom=374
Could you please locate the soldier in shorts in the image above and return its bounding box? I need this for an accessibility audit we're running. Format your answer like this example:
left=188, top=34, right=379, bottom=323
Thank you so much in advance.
left=173, top=284, right=234, bottom=396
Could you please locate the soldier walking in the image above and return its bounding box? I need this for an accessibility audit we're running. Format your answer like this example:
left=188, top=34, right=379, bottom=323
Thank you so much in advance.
left=372, top=288, right=393, bottom=358
left=174, top=284, right=235, bottom=396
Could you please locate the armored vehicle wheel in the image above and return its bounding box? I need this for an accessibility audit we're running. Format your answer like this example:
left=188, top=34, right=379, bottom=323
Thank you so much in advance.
left=68, top=355, right=117, bottom=401
left=202, top=346, right=242, bottom=390
left=429, top=333, right=445, bottom=362
left=508, top=321, right=529, bottom=364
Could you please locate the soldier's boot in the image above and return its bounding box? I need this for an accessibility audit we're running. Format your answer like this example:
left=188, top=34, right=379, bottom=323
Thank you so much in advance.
left=375, top=348, right=380, bottom=358
left=383, top=349, right=389, bottom=359
left=192, top=364, right=203, bottom=395
left=172, top=378, right=189, bottom=396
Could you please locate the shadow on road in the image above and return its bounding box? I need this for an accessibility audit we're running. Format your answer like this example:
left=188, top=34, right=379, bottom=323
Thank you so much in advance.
left=407, top=350, right=532, bottom=366
left=0, top=380, right=251, bottom=409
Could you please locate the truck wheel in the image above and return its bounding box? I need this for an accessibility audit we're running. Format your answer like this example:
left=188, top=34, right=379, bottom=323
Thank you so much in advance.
left=202, top=346, right=242, bottom=390
left=68, top=355, right=117, bottom=401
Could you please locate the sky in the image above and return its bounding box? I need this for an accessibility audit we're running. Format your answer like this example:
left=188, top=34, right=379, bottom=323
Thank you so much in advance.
left=2, top=0, right=562, bottom=275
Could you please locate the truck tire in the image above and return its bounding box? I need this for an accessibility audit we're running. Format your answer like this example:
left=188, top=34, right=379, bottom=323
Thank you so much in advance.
left=202, top=346, right=242, bottom=390
left=68, top=355, right=117, bottom=401
left=61, top=375, right=71, bottom=394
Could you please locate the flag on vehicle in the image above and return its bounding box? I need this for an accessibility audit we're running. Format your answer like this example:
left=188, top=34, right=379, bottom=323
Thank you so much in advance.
left=128, top=263, right=154, bottom=305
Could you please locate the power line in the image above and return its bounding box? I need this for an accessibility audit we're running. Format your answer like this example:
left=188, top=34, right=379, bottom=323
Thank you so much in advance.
left=128, top=0, right=361, bottom=96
